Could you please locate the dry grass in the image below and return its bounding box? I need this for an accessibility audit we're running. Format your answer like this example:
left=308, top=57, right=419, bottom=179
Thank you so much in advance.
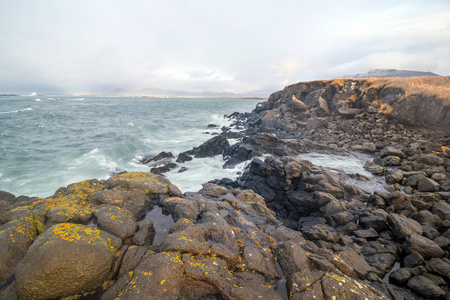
left=295, top=76, right=450, bottom=104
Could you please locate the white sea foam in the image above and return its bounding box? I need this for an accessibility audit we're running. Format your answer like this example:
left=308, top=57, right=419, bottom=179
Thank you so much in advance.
left=165, top=156, right=249, bottom=193
left=0, top=107, right=33, bottom=114
left=128, top=122, right=135, bottom=126
left=29, top=92, right=37, bottom=96
left=74, top=98, right=85, bottom=101
left=34, top=98, right=41, bottom=102
left=297, top=152, right=386, bottom=193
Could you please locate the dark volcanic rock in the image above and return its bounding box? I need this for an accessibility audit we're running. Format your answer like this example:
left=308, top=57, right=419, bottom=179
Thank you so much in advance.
left=404, top=233, right=445, bottom=258
left=188, top=134, right=230, bottom=158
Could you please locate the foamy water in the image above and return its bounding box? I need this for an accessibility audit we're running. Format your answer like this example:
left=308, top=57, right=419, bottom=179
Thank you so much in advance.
left=0, top=95, right=261, bottom=197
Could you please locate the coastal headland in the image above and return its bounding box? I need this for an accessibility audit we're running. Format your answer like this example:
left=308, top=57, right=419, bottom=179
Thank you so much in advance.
left=1, top=76, right=449, bottom=299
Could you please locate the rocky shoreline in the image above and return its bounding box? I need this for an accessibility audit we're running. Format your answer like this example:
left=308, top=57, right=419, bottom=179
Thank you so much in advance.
left=1, top=77, right=449, bottom=299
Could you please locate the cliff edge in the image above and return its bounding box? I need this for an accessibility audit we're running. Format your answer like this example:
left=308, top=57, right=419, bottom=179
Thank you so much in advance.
left=263, top=76, right=450, bottom=128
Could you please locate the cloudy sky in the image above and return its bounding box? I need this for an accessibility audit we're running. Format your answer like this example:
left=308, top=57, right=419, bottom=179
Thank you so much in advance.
left=1, top=0, right=449, bottom=95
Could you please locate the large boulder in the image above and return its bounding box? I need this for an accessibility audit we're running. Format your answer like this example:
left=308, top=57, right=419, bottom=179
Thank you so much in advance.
left=404, top=233, right=445, bottom=259
left=386, top=213, right=422, bottom=240
left=15, top=223, right=117, bottom=300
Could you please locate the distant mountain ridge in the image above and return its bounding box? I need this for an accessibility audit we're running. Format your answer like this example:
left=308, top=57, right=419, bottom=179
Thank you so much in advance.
left=343, top=69, right=441, bottom=78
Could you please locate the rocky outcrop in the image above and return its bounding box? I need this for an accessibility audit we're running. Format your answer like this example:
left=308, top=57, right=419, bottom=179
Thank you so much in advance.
left=1, top=173, right=393, bottom=300
left=256, top=77, right=450, bottom=128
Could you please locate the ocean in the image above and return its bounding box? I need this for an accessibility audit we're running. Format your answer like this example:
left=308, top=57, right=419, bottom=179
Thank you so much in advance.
left=0, top=94, right=261, bottom=197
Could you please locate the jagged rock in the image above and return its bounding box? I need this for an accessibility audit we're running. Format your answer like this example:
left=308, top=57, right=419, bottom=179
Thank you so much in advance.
left=431, top=200, right=450, bottom=220
left=15, top=224, right=117, bottom=300
left=140, top=151, right=174, bottom=164
left=338, top=249, right=373, bottom=278
left=317, top=96, right=330, bottom=116
left=260, top=109, right=280, bottom=128
left=132, top=219, right=155, bottom=246
left=306, top=117, right=328, bottom=130
left=417, top=175, right=440, bottom=192
left=176, top=152, right=193, bottom=163
left=188, top=134, right=230, bottom=158
left=386, top=213, right=422, bottom=240
left=151, top=162, right=177, bottom=174
left=404, top=233, right=445, bottom=258
left=289, top=95, right=308, bottom=111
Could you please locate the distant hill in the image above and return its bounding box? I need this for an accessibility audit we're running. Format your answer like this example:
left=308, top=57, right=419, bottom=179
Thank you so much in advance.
left=343, top=69, right=441, bottom=78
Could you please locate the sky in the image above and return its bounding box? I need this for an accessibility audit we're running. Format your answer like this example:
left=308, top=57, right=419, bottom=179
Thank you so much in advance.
left=0, top=0, right=449, bottom=95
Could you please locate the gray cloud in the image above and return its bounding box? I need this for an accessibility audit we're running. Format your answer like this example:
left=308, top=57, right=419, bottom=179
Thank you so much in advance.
left=0, top=0, right=449, bottom=95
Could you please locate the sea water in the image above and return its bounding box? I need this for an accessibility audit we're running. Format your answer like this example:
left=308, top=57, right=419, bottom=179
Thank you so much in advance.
left=0, top=95, right=261, bottom=197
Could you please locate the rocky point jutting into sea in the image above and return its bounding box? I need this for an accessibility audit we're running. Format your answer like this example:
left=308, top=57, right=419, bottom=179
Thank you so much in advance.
left=1, top=76, right=450, bottom=300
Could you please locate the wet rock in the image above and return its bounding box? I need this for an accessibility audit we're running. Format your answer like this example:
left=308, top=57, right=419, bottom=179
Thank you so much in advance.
left=176, top=152, right=193, bottom=163
left=364, top=161, right=385, bottom=175
left=404, top=233, right=445, bottom=258
left=15, top=224, right=116, bottom=300
left=151, top=162, right=177, bottom=174
left=194, top=135, right=230, bottom=157
left=406, top=275, right=446, bottom=298
left=140, top=151, right=174, bottom=164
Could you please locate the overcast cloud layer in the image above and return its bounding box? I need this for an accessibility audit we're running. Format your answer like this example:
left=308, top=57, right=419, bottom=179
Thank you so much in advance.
left=1, top=0, right=449, bottom=95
